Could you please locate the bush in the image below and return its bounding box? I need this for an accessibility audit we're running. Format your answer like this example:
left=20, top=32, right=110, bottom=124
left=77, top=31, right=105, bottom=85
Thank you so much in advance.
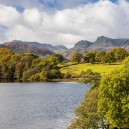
left=63, top=73, right=71, bottom=79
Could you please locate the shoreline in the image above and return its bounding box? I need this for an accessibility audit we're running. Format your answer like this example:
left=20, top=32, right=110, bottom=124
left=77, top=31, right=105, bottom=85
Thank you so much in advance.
left=0, top=78, right=81, bottom=83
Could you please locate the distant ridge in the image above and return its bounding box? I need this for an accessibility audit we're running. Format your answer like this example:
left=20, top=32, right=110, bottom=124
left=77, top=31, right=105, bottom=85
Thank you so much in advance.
left=11, top=40, right=68, bottom=54
left=1, top=36, right=129, bottom=59
left=0, top=42, right=54, bottom=56
left=62, top=36, right=129, bottom=59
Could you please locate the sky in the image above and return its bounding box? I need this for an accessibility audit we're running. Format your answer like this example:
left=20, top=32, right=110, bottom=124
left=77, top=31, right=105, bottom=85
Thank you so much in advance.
left=0, top=0, right=129, bottom=48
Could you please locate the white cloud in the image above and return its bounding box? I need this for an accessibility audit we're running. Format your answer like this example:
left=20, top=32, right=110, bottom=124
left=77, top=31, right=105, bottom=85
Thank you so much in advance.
left=0, top=5, right=21, bottom=27
left=0, top=0, right=129, bottom=48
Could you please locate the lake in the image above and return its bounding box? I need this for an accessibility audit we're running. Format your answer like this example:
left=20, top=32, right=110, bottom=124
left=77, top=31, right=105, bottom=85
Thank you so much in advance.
left=0, top=82, right=88, bottom=129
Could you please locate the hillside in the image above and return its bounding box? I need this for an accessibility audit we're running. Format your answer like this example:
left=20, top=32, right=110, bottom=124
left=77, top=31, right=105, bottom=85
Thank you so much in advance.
left=0, top=42, right=53, bottom=56
left=62, top=36, right=129, bottom=59
left=1, top=36, right=129, bottom=59
left=87, top=36, right=129, bottom=51
left=62, top=40, right=92, bottom=59
left=11, top=40, right=68, bottom=54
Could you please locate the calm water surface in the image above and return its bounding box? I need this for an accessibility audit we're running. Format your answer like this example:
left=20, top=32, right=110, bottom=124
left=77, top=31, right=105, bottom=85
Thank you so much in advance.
left=0, top=82, right=88, bottom=129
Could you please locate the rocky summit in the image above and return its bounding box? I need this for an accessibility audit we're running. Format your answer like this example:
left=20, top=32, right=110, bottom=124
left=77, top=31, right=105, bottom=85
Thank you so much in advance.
left=62, top=36, right=129, bottom=59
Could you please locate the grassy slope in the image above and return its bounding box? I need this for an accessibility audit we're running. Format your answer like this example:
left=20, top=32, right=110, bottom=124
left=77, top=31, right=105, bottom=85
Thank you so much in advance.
left=60, top=63, right=123, bottom=76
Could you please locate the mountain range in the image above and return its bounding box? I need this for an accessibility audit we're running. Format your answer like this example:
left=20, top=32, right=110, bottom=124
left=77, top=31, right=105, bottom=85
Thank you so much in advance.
left=11, top=40, right=68, bottom=54
left=0, top=42, right=54, bottom=56
left=1, top=36, right=129, bottom=59
left=62, top=36, right=129, bottom=59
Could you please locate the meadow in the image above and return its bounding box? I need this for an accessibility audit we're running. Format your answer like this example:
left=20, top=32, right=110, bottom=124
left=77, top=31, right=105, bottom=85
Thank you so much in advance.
left=60, top=63, right=123, bottom=76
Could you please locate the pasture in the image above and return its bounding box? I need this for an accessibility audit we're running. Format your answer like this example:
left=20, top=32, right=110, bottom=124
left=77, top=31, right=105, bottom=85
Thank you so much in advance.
left=60, top=63, right=123, bottom=76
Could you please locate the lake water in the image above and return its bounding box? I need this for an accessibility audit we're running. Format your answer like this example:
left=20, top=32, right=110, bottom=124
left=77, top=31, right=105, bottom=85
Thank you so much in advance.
left=0, top=82, right=88, bottom=129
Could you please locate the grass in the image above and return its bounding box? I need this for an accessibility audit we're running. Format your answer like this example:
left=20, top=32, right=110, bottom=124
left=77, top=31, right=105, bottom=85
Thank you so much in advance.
left=60, top=63, right=123, bottom=76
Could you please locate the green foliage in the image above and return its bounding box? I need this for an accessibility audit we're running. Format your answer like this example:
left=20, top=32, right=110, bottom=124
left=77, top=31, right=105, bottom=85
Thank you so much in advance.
left=63, top=73, right=71, bottom=79
left=122, top=56, right=129, bottom=66
left=95, top=50, right=106, bottom=63
left=49, top=54, right=64, bottom=63
left=80, top=69, right=101, bottom=87
left=48, top=69, right=61, bottom=79
left=102, top=52, right=116, bottom=64
left=67, top=69, right=107, bottom=129
left=0, top=48, right=62, bottom=81
left=84, top=52, right=96, bottom=64
left=111, top=48, right=128, bottom=61
left=98, top=65, right=129, bottom=128
left=68, top=88, right=104, bottom=129
left=70, top=52, right=83, bottom=64
left=68, top=51, right=129, bottom=129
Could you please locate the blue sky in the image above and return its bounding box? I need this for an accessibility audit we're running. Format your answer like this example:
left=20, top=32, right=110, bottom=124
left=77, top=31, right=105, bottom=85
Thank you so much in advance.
left=0, top=0, right=129, bottom=47
left=0, top=0, right=120, bottom=12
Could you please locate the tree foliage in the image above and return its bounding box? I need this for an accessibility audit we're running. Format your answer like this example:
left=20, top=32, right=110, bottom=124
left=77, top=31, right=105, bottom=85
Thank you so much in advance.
left=95, top=50, right=106, bottom=63
left=49, top=54, right=64, bottom=63
left=71, top=52, right=83, bottom=64
left=102, top=52, right=116, bottom=64
left=68, top=70, right=106, bottom=129
left=80, top=69, right=101, bottom=87
left=84, top=52, right=96, bottom=64
left=111, top=48, right=128, bottom=61
left=68, top=88, right=102, bottom=129
left=98, top=63, right=129, bottom=128
left=0, top=48, right=62, bottom=81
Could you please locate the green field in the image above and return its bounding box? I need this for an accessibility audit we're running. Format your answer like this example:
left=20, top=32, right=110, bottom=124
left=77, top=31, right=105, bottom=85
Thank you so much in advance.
left=60, top=63, right=123, bottom=75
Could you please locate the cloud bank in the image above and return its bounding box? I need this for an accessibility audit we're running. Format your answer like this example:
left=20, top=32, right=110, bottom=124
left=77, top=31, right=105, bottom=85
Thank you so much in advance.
left=0, top=0, right=129, bottom=48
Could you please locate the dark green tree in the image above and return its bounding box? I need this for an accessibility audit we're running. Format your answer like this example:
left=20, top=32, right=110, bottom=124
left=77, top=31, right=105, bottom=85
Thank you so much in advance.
left=111, top=48, right=128, bottom=61
left=49, top=54, right=64, bottom=63
left=70, top=52, right=83, bottom=64
left=80, top=69, right=101, bottom=87
left=84, top=52, right=96, bottom=64
left=95, top=51, right=106, bottom=63
left=102, top=52, right=116, bottom=64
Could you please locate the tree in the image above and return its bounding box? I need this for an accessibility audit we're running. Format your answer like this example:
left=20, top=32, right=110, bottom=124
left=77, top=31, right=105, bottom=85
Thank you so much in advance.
left=70, top=52, right=83, bottom=64
left=98, top=65, right=129, bottom=128
left=111, top=48, right=128, bottom=61
left=102, top=52, right=116, bottom=64
left=95, top=51, right=106, bottom=63
left=67, top=70, right=107, bottom=129
left=49, top=54, right=64, bottom=63
left=84, top=52, right=96, bottom=64
left=80, top=69, right=101, bottom=87
left=68, top=88, right=106, bottom=129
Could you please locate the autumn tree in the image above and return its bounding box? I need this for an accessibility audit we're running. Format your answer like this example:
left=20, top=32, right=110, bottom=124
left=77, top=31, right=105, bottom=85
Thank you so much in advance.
left=70, top=52, right=83, bottom=64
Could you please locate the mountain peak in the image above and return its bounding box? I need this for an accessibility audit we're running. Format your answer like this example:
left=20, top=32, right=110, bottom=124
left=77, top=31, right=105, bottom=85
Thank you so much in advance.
left=96, top=36, right=110, bottom=41
left=74, top=40, right=93, bottom=48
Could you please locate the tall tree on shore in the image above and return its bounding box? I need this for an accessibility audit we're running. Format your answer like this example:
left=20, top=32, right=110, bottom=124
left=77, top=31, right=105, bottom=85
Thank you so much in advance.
left=98, top=65, right=129, bottom=128
left=67, top=70, right=107, bottom=129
